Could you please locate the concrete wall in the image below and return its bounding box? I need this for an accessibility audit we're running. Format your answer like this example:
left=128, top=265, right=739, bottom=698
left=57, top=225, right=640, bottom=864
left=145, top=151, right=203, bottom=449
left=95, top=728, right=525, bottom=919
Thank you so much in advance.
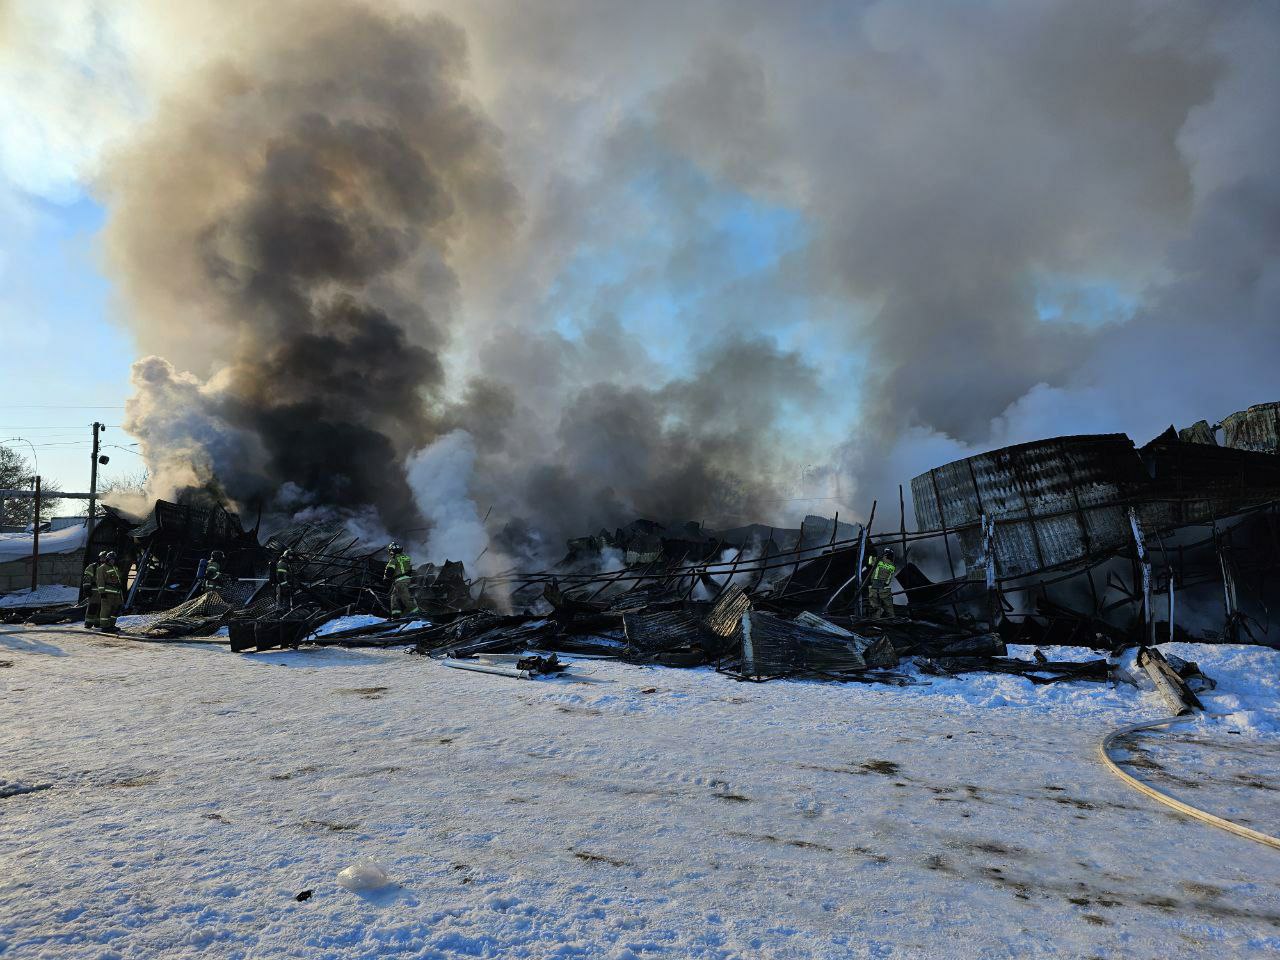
left=0, top=550, right=85, bottom=594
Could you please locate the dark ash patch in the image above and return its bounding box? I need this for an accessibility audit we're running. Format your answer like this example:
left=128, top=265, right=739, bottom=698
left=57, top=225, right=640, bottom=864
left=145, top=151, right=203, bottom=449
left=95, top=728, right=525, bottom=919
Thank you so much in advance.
left=572, top=850, right=630, bottom=867
left=334, top=686, right=390, bottom=700
left=860, top=760, right=901, bottom=776
left=301, top=819, right=359, bottom=832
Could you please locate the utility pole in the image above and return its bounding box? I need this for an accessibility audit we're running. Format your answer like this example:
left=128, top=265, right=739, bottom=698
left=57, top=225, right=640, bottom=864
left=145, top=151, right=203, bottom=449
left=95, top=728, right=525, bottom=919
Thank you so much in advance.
left=30, top=475, right=41, bottom=593
left=85, top=422, right=104, bottom=553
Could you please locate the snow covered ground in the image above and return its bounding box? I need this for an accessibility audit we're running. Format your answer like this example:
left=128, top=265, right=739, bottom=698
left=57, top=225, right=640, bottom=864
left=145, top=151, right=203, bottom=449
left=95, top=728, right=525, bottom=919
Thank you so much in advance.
left=0, top=584, right=79, bottom=609
left=2, top=625, right=1279, bottom=959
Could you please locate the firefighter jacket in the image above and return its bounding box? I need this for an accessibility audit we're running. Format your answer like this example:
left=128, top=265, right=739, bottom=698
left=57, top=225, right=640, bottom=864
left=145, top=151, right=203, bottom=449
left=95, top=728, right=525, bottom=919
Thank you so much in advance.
left=871, top=559, right=896, bottom=584
left=96, top=563, right=123, bottom=595
left=386, top=553, right=414, bottom=581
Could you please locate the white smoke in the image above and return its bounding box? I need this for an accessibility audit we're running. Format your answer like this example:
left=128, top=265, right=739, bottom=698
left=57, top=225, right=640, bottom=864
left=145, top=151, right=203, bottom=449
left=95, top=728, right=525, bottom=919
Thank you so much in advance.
left=405, top=430, right=491, bottom=570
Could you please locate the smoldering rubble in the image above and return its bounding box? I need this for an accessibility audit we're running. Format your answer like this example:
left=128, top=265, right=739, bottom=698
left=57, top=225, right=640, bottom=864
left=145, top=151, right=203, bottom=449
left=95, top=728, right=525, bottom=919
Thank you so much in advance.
left=10, top=400, right=1274, bottom=718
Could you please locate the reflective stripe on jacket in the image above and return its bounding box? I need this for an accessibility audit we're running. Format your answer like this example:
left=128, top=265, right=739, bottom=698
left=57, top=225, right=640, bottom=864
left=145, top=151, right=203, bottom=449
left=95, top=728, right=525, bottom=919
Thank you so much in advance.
left=871, top=560, right=896, bottom=584
left=96, top=564, right=122, bottom=594
left=386, top=553, right=414, bottom=579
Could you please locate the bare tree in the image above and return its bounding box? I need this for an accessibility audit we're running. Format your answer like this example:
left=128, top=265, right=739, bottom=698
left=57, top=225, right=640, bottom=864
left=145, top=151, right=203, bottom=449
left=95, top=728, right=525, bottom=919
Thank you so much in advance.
left=96, top=469, right=152, bottom=519
left=98, top=470, right=149, bottom=501
left=0, top=446, right=63, bottom=527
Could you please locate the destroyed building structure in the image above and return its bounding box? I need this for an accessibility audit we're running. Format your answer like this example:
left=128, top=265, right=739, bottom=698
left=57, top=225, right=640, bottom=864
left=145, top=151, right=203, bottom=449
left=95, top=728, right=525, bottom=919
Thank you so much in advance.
left=911, top=401, right=1280, bottom=648
left=6, top=403, right=1277, bottom=696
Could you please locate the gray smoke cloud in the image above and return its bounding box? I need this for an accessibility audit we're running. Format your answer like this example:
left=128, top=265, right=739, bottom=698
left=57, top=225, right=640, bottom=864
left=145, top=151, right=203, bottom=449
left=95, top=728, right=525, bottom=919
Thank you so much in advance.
left=445, top=0, right=1278, bottom=538
left=93, top=0, right=831, bottom=559
left=17, top=0, right=1275, bottom=559
left=849, top=0, right=1280, bottom=519
left=102, top=2, right=515, bottom=536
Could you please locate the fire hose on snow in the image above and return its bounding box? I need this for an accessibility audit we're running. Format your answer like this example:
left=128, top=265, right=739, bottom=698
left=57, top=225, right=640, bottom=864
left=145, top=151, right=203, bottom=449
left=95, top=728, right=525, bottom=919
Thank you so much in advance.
left=1098, top=713, right=1280, bottom=852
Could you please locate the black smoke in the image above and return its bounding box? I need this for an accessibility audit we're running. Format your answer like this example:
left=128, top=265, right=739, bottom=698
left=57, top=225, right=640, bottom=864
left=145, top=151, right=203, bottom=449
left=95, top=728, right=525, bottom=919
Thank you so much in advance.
left=108, top=4, right=514, bottom=535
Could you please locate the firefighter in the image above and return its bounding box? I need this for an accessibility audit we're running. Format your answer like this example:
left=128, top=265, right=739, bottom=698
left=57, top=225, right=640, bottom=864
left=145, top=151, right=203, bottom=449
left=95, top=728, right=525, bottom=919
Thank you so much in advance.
left=275, top=548, right=296, bottom=610
left=203, top=550, right=226, bottom=592
left=866, top=547, right=898, bottom=619
left=82, top=551, right=102, bottom=629
left=384, top=542, right=419, bottom=616
left=96, top=551, right=124, bottom=632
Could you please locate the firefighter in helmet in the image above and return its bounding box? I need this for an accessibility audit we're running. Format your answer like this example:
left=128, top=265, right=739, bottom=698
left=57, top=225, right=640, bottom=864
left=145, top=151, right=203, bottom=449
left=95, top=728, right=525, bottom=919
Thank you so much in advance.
left=96, top=551, right=124, bottom=632
left=385, top=542, right=419, bottom=617
left=82, top=550, right=103, bottom=628
left=275, top=548, right=296, bottom=610
left=866, top=547, right=898, bottom=619
left=207, top=550, right=225, bottom=585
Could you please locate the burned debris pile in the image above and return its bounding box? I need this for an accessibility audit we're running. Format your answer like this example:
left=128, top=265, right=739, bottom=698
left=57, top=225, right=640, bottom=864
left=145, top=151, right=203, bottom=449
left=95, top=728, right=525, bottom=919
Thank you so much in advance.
left=11, top=401, right=1277, bottom=699
left=122, top=590, right=255, bottom=639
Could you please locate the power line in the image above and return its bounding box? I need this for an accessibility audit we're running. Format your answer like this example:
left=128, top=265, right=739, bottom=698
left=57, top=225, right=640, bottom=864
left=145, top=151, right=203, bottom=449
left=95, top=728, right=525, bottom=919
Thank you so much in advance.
left=15, top=442, right=144, bottom=451
left=0, top=433, right=86, bottom=439
left=0, top=404, right=126, bottom=409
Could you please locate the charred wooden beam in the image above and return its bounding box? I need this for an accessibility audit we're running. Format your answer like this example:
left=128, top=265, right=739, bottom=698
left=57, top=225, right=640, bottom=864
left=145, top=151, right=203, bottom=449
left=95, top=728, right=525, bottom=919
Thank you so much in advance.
left=1137, top=646, right=1203, bottom=715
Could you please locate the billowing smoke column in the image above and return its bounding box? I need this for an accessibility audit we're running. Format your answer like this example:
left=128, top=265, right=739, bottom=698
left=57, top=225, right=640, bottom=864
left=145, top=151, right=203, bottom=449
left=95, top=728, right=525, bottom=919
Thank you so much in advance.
left=100, top=0, right=820, bottom=561
left=434, top=0, right=1280, bottom=546
left=105, top=4, right=514, bottom=537
left=33, top=0, right=1274, bottom=565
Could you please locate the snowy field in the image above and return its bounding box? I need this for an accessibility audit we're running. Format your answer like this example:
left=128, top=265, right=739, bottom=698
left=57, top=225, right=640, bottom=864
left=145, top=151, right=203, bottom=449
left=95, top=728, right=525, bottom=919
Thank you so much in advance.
left=2, top=624, right=1279, bottom=959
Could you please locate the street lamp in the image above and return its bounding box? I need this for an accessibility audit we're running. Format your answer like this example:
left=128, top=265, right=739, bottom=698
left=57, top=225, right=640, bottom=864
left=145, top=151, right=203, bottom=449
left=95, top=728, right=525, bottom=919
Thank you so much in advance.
left=1, top=436, right=39, bottom=478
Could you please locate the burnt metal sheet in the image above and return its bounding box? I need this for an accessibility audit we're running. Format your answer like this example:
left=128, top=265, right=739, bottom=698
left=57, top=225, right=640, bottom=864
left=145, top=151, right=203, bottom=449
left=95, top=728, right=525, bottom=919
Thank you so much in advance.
left=705, top=584, right=750, bottom=639
left=1139, top=434, right=1280, bottom=527
left=788, top=616, right=890, bottom=670
left=1178, top=420, right=1217, bottom=445
left=622, top=610, right=705, bottom=655
left=1221, top=402, right=1280, bottom=455
left=913, top=424, right=1280, bottom=581
left=794, top=611, right=899, bottom=667
left=740, top=610, right=869, bottom=678
left=131, top=499, right=248, bottom=546
left=911, top=434, right=1148, bottom=578
left=228, top=618, right=313, bottom=653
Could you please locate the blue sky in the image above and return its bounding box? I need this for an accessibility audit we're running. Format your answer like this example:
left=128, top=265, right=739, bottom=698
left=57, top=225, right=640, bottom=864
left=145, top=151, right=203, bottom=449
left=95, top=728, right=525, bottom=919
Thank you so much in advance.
left=0, top=187, right=140, bottom=504
left=547, top=168, right=814, bottom=375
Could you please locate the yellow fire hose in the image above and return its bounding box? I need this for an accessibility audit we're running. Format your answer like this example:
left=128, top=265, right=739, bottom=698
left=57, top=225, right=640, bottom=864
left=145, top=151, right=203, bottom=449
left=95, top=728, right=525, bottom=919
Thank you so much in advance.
left=1099, top=714, right=1280, bottom=851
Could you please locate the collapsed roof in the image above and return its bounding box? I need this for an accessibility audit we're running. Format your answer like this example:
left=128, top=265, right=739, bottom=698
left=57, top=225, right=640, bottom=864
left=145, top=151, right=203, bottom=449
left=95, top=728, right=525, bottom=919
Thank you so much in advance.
left=8, top=403, right=1276, bottom=687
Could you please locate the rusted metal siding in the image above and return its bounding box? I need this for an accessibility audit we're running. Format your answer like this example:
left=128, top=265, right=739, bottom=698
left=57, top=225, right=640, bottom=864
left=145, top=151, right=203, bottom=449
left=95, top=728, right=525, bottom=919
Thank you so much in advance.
left=1221, top=402, right=1280, bottom=454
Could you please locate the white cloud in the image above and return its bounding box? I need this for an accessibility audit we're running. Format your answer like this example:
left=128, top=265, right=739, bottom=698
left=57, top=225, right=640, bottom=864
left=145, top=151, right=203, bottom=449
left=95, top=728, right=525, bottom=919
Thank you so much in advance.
left=0, top=1, right=140, bottom=201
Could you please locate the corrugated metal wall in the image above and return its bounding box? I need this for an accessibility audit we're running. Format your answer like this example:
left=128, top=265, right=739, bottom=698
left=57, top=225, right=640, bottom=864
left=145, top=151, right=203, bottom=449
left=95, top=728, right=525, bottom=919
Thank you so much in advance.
left=1222, top=402, right=1280, bottom=454
left=911, top=410, right=1280, bottom=580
